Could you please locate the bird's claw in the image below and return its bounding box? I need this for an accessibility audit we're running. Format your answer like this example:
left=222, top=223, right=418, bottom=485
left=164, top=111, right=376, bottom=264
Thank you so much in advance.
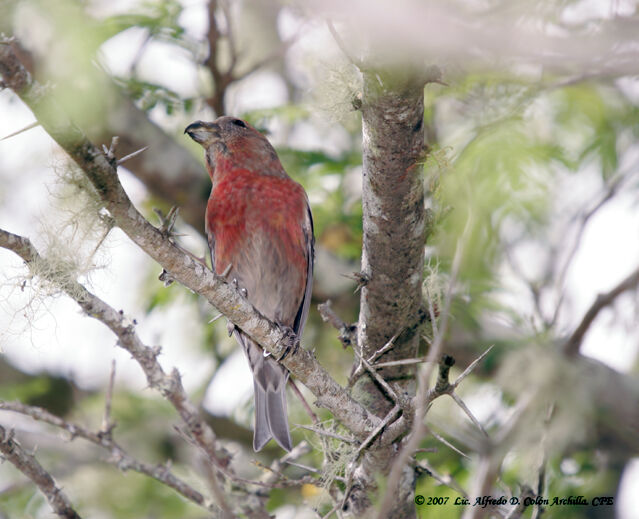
left=278, top=326, right=300, bottom=361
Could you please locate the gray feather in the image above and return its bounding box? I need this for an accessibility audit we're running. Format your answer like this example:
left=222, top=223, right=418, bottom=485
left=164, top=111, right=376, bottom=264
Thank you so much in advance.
left=235, top=330, right=291, bottom=451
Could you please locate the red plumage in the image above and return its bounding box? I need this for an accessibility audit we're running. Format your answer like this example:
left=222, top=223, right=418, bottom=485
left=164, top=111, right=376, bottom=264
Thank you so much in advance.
left=186, top=117, right=314, bottom=451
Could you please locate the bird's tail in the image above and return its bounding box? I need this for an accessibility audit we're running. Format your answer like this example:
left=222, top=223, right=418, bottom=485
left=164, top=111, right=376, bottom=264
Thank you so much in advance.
left=236, top=331, right=292, bottom=451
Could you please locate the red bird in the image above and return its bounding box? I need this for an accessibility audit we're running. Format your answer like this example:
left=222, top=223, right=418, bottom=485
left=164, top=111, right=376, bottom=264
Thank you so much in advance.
left=185, top=116, right=314, bottom=451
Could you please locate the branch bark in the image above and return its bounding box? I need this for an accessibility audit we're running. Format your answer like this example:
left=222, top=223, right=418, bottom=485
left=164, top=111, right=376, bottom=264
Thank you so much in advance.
left=0, top=425, right=81, bottom=519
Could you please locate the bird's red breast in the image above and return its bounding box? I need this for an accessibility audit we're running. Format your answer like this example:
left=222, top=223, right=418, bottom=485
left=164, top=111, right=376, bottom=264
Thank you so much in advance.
left=206, top=160, right=309, bottom=326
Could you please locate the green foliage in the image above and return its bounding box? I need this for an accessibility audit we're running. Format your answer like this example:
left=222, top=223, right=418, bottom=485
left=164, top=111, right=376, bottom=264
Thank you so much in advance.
left=101, top=0, right=186, bottom=43
left=0, top=375, right=76, bottom=416
left=78, top=466, right=201, bottom=519
left=439, top=118, right=554, bottom=262
left=0, top=480, right=45, bottom=518
left=242, top=105, right=313, bottom=129
left=115, top=77, right=195, bottom=115
left=552, top=84, right=639, bottom=179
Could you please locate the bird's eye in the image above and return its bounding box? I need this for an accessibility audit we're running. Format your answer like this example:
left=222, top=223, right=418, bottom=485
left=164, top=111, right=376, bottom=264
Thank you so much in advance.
left=231, top=119, right=247, bottom=128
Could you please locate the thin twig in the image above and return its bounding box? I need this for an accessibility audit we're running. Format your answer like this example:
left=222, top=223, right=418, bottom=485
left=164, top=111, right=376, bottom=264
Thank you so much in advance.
left=341, top=405, right=401, bottom=512
left=117, top=145, right=149, bottom=166
left=352, top=347, right=402, bottom=405
left=289, top=379, right=319, bottom=424
left=201, top=459, right=236, bottom=518
left=426, top=425, right=470, bottom=459
left=449, top=392, right=489, bottom=438
left=208, top=313, right=224, bottom=323
left=0, top=120, right=40, bottom=141
left=565, top=264, right=639, bottom=355
left=506, top=486, right=535, bottom=519
left=549, top=172, right=625, bottom=327
left=368, top=328, right=404, bottom=364
left=416, top=458, right=468, bottom=498
left=372, top=357, right=429, bottom=369
left=452, top=346, right=494, bottom=388
left=317, top=300, right=356, bottom=347
left=356, top=405, right=401, bottom=457
left=261, top=441, right=312, bottom=486
left=321, top=500, right=342, bottom=519
left=531, top=404, right=554, bottom=519
left=100, top=359, right=117, bottom=436
left=326, top=20, right=363, bottom=69
left=297, top=424, right=358, bottom=444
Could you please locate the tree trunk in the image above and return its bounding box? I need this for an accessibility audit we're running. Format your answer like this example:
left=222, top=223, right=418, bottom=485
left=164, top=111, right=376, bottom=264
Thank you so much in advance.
left=349, top=68, right=426, bottom=517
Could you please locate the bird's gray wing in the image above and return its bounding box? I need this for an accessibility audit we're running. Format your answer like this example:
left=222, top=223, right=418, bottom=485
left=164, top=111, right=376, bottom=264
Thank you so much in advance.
left=292, top=202, right=315, bottom=336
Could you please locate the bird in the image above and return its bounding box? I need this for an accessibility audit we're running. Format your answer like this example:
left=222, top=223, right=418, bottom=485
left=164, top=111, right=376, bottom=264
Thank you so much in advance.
left=185, top=116, right=314, bottom=451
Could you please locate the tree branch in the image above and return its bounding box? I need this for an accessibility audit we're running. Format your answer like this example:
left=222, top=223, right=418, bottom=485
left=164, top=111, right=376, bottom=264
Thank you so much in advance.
left=0, top=425, right=81, bottom=519
left=0, top=42, right=380, bottom=442
left=0, top=401, right=217, bottom=513
left=565, top=264, right=639, bottom=355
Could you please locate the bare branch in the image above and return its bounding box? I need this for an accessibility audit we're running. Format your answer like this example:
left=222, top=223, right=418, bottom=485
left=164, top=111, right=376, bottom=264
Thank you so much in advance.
left=0, top=401, right=218, bottom=513
left=205, top=0, right=233, bottom=116
left=317, top=300, right=357, bottom=347
left=449, top=392, right=489, bottom=438
left=289, top=379, right=319, bottom=424
left=368, top=327, right=403, bottom=364
left=327, top=20, right=363, bottom=69
left=116, top=145, right=149, bottom=166
left=0, top=425, right=81, bottom=519
left=506, top=486, right=535, bottom=519
left=297, top=424, right=358, bottom=445
left=452, top=346, right=494, bottom=388
left=415, top=458, right=468, bottom=498
left=261, top=441, right=313, bottom=487
left=0, top=120, right=40, bottom=140
left=100, top=359, right=117, bottom=436
left=549, top=172, right=627, bottom=326
left=565, top=264, right=639, bottom=355
left=372, top=357, right=428, bottom=369
left=356, top=405, right=401, bottom=457
left=425, top=425, right=469, bottom=459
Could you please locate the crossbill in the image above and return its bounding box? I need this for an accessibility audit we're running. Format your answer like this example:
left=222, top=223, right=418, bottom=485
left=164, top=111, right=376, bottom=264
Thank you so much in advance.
left=185, top=117, right=314, bottom=451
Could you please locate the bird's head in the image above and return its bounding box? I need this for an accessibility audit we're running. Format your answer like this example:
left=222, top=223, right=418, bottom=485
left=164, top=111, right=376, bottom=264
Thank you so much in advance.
left=185, top=116, right=283, bottom=177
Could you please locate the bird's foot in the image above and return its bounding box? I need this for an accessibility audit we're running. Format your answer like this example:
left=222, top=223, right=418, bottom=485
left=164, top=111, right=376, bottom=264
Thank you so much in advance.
left=278, top=326, right=300, bottom=361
